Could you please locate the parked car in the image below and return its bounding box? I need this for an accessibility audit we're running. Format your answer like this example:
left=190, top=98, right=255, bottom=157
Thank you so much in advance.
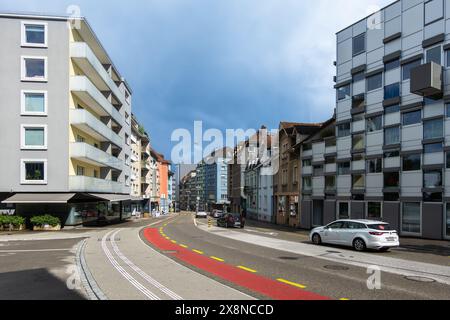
left=195, top=211, right=208, bottom=219
left=217, top=213, right=244, bottom=229
left=310, top=219, right=400, bottom=252
left=211, top=210, right=224, bottom=219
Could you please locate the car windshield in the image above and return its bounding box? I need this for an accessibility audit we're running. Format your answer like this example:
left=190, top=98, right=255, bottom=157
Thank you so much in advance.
left=367, top=224, right=393, bottom=231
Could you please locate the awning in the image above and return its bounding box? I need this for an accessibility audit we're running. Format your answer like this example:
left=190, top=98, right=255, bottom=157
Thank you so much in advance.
left=2, top=193, right=76, bottom=204
left=88, top=194, right=132, bottom=202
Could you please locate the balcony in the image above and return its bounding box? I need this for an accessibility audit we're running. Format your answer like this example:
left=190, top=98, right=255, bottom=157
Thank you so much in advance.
left=410, top=62, right=442, bottom=99
left=130, top=154, right=139, bottom=163
left=70, top=109, right=122, bottom=147
left=141, top=177, right=150, bottom=185
left=69, top=176, right=125, bottom=193
left=70, top=42, right=126, bottom=106
left=141, top=161, right=151, bottom=170
left=70, top=76, right=123, bottom=126
left=70, top=142, right=122, bottom=171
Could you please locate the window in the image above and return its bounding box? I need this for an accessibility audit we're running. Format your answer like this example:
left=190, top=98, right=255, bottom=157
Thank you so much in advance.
left=385, top=59, right=400, bottom=72
left=424, top=143, right=443, bottom=154
left=403, top=154, right=421, bottom=171
left=352, top=153, right=365, bottom=162
left=384, top=172, right=400, bottom=188
left=353, top=113, right=364, bottom=122
left=22, top=56, right=47, bottom=81
left=93, top=170, right=98, bottom=178
left=325, top=156, right=336, bottom=164
left=384, top=83, right=400, bottom=100
left=447, top=51, right=450, bottom=68
left=385, top=104, right=400, bottom=114
left=21, top=125, right=47, bottom=150
left=337, top=84, right=350, bottom=101
left=303, top=177, right=312, bottom=190
left=368, top=158, right=382, bottom=173
left=367, top=202, right=382, bottom=219
left=302, top=159, right=311, bottom=167
left=367, top=115, right=382, bottom=132
left=352, top=95, right=365, bottom=109
left=21, top=22, right=47, bottom=47
left=402, top=110, right=421, bottom=126
left=21, top=91, right=47, bottom=115
left=77, top=166, right=85, bottom=176
left=352, top=175, right=365, bottom=189
left=21, top=159, right=47, bottom=184
left=367, top=73, right=382, bottom=91
left=446, top=204, right=450, bottom=238
left=427, top=46, right=442, bottom=65
left=424, top=118, right=443, bottom=140
left=352, top=134, right=365, bottom=150
left=424, top=170, right=442, bottom=188
left=325, top=176, right=336, bottom=190
left=325, top=139, right=336, bottom=147
left=313, top=165, right=323, bottom=176
left=293, top=166, right=298, bottom=183
left=337, top=123, right=351, bottom=138
left=384, top=126, right=400, bottom=145
left=425, top=0, right=444, bottom=25
left=338, top=202, right=350, bottom=219
left=353, top=71, right=365, bottom=82
left=447, top=152, right=450, bottom=169
left=303, top=144, right=312, bottom=151
left=338, top=162, right=350, bottom=175
left=402, top=59, right=421, bottom=80
left=353, top=33, right=365, bottom=56
left=402, top=203, right=421, bottom=234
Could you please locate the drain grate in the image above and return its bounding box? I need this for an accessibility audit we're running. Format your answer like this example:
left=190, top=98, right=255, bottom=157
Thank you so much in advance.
left=324, top=265, right=349, bottom=271
left=405, top=276, right=436, bottom=283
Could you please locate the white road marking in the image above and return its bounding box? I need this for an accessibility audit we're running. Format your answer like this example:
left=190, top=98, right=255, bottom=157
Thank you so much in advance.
left=110, top=230, right=183, bottom=300
left=101, top=230, right=161, bottom=300
left=0, top=249, right=72, bottom=253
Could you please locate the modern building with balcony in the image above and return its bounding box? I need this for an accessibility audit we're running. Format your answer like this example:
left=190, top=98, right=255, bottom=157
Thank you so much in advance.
left=0, top=12, right=133, bottom=226
left=319, top=0, right=450, bottom=240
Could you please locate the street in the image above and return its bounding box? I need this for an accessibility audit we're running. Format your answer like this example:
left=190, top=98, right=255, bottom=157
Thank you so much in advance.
left=1, top=213, right=449, bottom=300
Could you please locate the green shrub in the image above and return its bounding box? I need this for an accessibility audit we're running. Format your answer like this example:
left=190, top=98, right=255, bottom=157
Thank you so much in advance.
left=30, top=215, right=60, bottom=227
left=0, top=215, right=26, bottom=228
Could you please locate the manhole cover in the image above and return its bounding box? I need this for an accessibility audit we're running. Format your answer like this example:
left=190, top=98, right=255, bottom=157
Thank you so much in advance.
left=278, top=256, right=299, bottom=261
left=162, top=250, right=178, bottom=254
left=324, top=265, right=349, bottom=271
left=405, top=276, right=436, bottom=283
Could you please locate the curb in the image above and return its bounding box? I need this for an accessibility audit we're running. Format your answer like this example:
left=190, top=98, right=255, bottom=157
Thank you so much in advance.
left=76, top=239, right=108, bottom=300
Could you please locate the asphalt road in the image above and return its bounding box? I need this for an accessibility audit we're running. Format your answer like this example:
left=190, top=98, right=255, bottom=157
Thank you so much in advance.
left=148, top=213, right=450, bottom=300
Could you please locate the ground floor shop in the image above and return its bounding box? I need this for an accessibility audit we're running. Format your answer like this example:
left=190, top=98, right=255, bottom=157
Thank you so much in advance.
left=300, top=197, right=450, bottom=240
left=275, top=194, right=300, bottom=228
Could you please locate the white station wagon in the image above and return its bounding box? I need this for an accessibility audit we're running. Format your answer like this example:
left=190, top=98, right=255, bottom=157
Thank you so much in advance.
left=310, top=219, right=400, bottom=252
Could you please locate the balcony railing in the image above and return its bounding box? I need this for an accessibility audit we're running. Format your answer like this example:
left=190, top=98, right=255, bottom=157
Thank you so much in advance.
left=70, top=109, right=122, bottom=147
left=69, top=176, right=125, bottom=194
left=70, top=142, right=123, bottom=171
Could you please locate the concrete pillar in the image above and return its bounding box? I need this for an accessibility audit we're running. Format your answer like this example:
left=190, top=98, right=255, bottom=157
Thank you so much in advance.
left=383, top=202, right=400, bottom=231
left=324, top=200, right=336, bottom=225
left=351, top=201, right=365, bottom=219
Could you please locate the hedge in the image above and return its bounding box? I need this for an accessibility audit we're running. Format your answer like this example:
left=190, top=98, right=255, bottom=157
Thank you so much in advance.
left=30, top=215, right=61, bottom=227
left=0, top=215, right=26, bottom=227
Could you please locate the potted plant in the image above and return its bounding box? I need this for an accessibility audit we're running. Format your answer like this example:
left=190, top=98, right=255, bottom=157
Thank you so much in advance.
left=30, top=215, right=61, bottom=231
left=0, top=215, right=26, bottom=232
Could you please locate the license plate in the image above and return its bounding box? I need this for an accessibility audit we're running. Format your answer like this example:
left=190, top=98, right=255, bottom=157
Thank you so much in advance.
left=386, top=237, right=396, bottom=242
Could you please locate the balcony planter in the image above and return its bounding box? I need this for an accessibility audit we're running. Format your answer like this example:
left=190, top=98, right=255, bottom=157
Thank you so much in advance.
left=30, top=215, right=61, bottom=232
left=0, top=216, right=26, bottom=232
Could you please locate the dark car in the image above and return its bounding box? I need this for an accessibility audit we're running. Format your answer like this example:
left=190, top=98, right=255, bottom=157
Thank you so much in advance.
left=217, top=213, right=244, bottom=229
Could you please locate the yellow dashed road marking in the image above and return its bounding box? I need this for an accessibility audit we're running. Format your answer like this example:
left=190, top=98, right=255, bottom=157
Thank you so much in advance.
left=210, top=256, right=225, bottom=262
left=277, top=278, right=306, bottom=289
left=171, top=240, right=177, bottom=244
left=340, top=298, right=350, bottom=301
left=180, top=244, right=188, bottom=249
left=237, top=266, right=257, bottom=273
left=193, top=249, right=204, bottom=255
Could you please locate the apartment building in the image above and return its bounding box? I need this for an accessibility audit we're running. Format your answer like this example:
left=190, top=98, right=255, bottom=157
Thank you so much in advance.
left=0, top=13, right=133, bottom=226
left=274, top=122, right=322, bottom=228
left=319, top=0, right=450, bottom=240
left=149, top=149, right=161, bottom=211
left=179, top=170, right=199, bottom=211
left=130, top=114, right=151, bottom=215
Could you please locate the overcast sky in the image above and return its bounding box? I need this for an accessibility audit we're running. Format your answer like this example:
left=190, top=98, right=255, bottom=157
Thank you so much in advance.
left=1, top=0, right=393, bottom=159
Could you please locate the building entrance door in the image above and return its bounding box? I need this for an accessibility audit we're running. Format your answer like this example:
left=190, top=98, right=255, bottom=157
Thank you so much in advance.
left=313, top=200, right=324, bottom=227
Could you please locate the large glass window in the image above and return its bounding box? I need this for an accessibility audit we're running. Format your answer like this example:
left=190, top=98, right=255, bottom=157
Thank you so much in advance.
left=313, top=165, right=323, bottom=176
left=384, top=126, right=400, bottom=145
left=23, top=92, right=46, bottom=114
left=338, top=202, right=350, bottom=219
left=424, top=143, right=443, bottom=154
left=303, top=177, right=312, bottom=190
left=338, top=162, right=351, bottom=175
left=352, top=95, right=365, bottom=109
left=353, top=33, right=366, bottom=56
left=337, top=85, right=350, bottom=101
left=367, top=115, right=382, bottom=132
left=367, top=202, right=382, bottom=219
left=403, top=154, right=421, bottom=171
left=385, top=59, right=400, bottom=72
left=368, top=158, right=382, bottom=173
left=352, top=175, right=365, bottom=189
left=424, top=118, right=443, bottom=140
left=402, top=60, right=421, bottom=80
left=22, top=23, right=46, bottom=46
left=384, top=83, right=400, bottom=100
left=385, top=104, right=400, bottom=114
left=424, top=170, right=442, bottom=188
left=302, top=159, right=312, bottom=167
left=384, top=172, right=400, bottom=188
left=352, top=134, right=365, bottom=150
left=325, top=176, right=336, bottom=190
left=402, top=110, right=421, bottom=126
left=367, top=73, right=382, bottom=91
left=426, top=46, right=442, bottom=65
left=353, top=71, right=365, bottom=82
left=337, top=123, right=351, bottom=137
left=22, top=57, right=46, bottom=81
left=447, top=51, right=450, bottom=68
left=402, top=203, right=421, bottom=234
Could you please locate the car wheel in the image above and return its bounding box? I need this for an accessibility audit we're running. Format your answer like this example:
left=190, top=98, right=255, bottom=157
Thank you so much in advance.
left=379, top=248, right=390, bottom=252
left=312, top=233, right=322, bottom=245
left=353, top=238, right=367, bottom=252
